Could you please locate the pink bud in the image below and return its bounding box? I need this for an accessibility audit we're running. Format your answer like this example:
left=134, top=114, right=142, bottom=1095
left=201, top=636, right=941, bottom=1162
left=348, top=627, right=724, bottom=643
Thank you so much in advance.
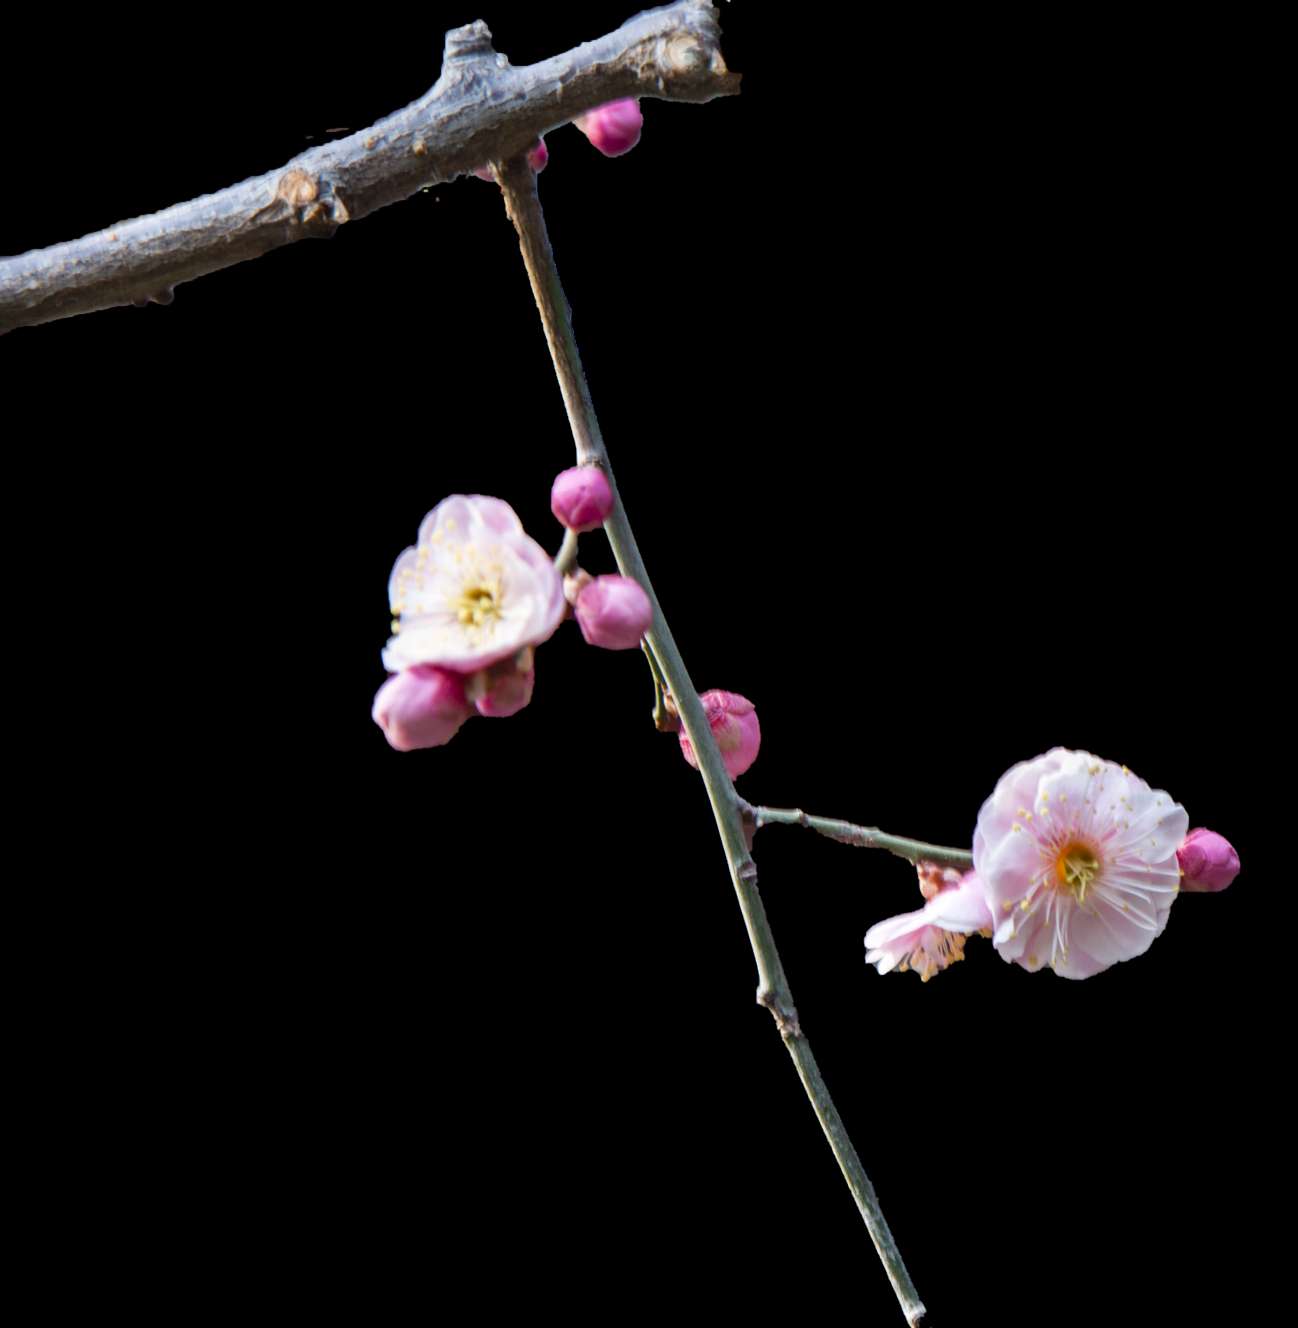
left=466, top=654, right=536, bottom=718
left=372, top=666, right=471, bottom=751
left=551, top=466, right=614, bottom=532
left=473, top=137, right=548, bottom=182
left=679, top=690, right=761, bottom=780
left=1176, top=827, right=1240, bottom=892
left=574, top=575, right=653, bottom=650
left=574, top=99, right=643, bottom=157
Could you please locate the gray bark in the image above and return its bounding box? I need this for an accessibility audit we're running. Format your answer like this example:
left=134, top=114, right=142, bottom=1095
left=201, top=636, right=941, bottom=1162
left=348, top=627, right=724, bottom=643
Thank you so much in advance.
left=0, top=1, right=738, bottom=334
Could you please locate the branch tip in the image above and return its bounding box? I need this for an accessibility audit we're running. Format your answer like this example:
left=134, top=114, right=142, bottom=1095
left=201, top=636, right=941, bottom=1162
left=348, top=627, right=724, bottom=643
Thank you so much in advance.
left=443, top=20, right=497, bottom=63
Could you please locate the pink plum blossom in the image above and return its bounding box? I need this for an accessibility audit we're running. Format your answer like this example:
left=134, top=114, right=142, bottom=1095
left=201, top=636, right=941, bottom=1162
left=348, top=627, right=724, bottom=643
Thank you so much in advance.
left=679, top=690, right=761, bottom=780
left=574, top=99, right=643, bottom=157
left=573, top=574, right=653, bottom=650
left=383, top=495, right=565, bottom=674
left=865, top=871, right=994, bottom=981
left=551, top=466, right=614, bottom=533
left=1177, top=827, right=1240, bottom=892
left=372, top=666, right=471, bottom=751
left=975, top=748, right=1189, bottom=979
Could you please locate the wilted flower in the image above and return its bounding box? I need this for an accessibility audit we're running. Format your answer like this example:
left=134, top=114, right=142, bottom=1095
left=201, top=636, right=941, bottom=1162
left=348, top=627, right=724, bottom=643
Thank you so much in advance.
left=573, top=574, right=653, bottom=650
left=1177, top=827, right=1240, bottom=892
left=865, top=871, right=993, bottom=981
left=574, top=99, right=643, bottom=157
left=976, top=748, right=1188, bottom=978
left=384, top=495, right=565, bottom=674
left=372, top=666, right=472, bottom=751
left=679, top=690, right=761, bottom=780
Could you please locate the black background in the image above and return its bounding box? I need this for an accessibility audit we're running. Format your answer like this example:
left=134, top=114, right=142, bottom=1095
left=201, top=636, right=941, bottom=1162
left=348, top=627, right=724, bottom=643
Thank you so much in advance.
left=4, top=4, right=1282, bottom=1323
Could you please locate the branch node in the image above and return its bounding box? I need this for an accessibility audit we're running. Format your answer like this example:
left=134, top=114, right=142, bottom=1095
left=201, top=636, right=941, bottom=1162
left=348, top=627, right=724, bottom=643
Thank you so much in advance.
left=443, top=20, right=504, bottom=67
left=756, top=983, right=803, bottom=1041
left=665, top=33, right=708, bottom=75
left=276, top=168, right=319, bottom=210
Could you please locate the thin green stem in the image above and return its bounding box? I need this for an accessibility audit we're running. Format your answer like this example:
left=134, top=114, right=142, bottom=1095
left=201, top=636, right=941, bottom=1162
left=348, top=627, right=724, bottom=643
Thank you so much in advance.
left=640, top=640, right=674, bottom=731
left=554, top=527, right=580, bottom=576
left=494, top=154, right=926, bottom=1328
left=750, top=806, right=974, bottom=871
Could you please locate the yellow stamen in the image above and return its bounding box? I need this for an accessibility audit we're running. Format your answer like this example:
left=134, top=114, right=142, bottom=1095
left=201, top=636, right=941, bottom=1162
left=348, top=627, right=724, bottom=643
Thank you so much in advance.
left=905, top=929, right=967, bottom=982
left=456, top=584, right=501, bottom=628
left=1055, top=842, right=1101, bottom=903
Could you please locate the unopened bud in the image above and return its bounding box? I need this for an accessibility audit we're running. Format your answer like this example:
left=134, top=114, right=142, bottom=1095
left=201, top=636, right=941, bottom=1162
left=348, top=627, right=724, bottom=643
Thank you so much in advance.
left=551, top=466, right=614, bottom=533
left=372, top=666, right=471, bottom=751
left=1177, top=827, right=1240, bottom=892
left=574, top=575, right=653, bottom=650
left=464, top=649, right=535, bottom=718
left=574, top=99, right=643, bottom=157
left=467, top=668, right=535, bottom=718
left=679, top=690, right=761, bottom=780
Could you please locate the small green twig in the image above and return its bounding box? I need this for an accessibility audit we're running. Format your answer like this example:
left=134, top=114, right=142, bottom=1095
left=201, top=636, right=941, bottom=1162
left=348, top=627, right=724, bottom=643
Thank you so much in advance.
left=554, top=527, right=579, bottom=576
left=748, top=805, right=974, bottom=871
left=494, top=151, right=926, bottom=1328
left=641, top=640, right=674, bottom=731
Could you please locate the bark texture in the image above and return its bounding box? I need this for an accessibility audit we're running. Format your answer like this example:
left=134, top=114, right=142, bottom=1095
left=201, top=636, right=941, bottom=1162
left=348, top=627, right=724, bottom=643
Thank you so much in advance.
left=0, top=1, right=738, bottom=333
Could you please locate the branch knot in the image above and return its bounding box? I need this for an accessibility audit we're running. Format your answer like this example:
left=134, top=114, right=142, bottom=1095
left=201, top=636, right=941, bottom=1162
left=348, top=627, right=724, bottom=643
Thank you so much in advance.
left=756, top=983, right=803, bottom=1042
left=443, top=21, right=504, bottom=66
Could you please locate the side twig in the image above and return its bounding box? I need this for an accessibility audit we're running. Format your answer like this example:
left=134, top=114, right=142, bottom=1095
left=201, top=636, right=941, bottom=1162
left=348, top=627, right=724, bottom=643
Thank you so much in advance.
left=493, top=131, right=927, bottom=1327
left=554, top=528, right=580, bottom=576
left=749, top=805, right=974, bottom=870
left=640, top=641, right=674, bottom=731
left=0, top=1, right=738, bottom=333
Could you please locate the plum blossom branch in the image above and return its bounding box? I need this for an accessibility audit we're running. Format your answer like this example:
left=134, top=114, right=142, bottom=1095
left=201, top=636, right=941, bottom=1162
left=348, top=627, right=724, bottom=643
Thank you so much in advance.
left=748, top=805, right=975, bottom=870
left=0, top=1, right=739, bottom=333
left=492, top=151, right=927, bottom=1327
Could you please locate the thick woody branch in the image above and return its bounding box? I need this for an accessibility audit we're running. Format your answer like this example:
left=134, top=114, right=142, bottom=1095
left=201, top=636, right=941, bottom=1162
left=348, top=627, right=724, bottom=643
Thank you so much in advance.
left=0, top=1, right=737, bottom=334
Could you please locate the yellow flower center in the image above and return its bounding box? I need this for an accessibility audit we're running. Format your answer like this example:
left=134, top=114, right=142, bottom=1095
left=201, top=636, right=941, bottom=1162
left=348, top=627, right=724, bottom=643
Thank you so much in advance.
left=1055, top=842, right=1101, bottom=903
left=456, top=584, right=501, bottom=628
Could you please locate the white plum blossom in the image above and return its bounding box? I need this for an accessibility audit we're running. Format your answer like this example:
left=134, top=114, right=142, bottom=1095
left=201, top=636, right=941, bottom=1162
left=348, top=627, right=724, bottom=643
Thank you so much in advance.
left=975, top=748, right=1189, bottom=979
left=383, top=495, right=565, bottom=674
